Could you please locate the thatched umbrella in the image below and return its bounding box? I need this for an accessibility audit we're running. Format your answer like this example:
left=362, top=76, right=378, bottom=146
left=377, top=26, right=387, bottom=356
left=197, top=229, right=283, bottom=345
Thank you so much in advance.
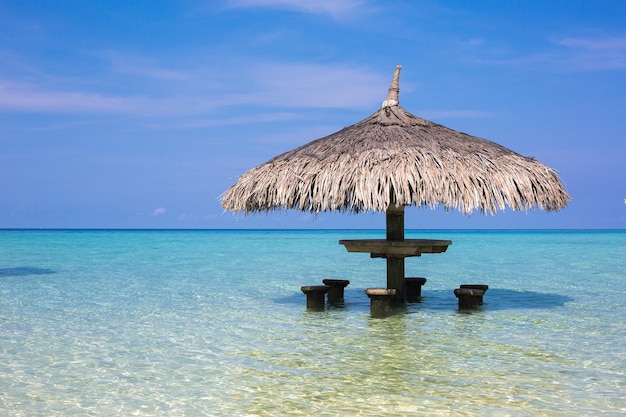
left=221, top=66, right=570, bottom=301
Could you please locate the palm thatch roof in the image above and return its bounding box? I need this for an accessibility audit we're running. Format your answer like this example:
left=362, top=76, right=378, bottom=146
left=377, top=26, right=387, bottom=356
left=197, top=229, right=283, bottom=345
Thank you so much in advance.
left=221, top=66, right=570, bottom=215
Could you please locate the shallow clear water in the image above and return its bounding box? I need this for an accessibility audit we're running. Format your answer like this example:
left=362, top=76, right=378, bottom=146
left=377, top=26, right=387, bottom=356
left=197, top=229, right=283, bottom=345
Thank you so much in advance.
left=0, top=229, right=624, bottom=416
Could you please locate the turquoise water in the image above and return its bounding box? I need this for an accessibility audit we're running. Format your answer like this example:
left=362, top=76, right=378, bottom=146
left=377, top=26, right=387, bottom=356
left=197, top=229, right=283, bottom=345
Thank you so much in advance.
left=0, top=229, right=625, bottom=416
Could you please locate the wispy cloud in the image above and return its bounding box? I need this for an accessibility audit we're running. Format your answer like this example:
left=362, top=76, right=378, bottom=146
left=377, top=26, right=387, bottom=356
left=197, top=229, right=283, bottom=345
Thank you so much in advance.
left=555, top=35, right=626, bottom=51
left=177, top=112, right=301, bottom=129
left=0, top=61, right=386, bottom=115
left=249, top=62, right=386, bottom=108
left=420, top=109, right=495, bottom=120
left=226, top=0, right=368, bottom=19
left=468, top=33, right=626, bottom=72
left=0, top=80, right=136, bottom=112
left=101, top=52, right=190, bottom=81
left=551, top=34, right=626, bottom=71
left=152, top=207, right=166, bottom=216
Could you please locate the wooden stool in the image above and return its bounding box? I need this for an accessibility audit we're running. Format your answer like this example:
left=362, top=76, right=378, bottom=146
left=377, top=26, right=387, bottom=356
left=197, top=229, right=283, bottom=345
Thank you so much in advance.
left=459, top=284, right=488, bottom=304
left=301, top=285, right=330, bottom=310
left=365, top=288, right=396, bottom=317
left=322, top=279, right=350, bottom=304
left=454, top=288, right=485, bottom=310
left=405, top=277, right=427, bottom=300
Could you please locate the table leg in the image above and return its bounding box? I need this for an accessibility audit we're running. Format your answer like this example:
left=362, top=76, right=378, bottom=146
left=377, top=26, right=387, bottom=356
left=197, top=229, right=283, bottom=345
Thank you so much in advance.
left=387, top=256, right=405, bottom=303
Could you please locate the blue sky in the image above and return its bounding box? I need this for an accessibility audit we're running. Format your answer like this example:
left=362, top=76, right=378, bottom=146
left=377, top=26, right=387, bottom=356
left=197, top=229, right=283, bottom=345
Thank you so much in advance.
left=1, top=0, right=625, bottom=229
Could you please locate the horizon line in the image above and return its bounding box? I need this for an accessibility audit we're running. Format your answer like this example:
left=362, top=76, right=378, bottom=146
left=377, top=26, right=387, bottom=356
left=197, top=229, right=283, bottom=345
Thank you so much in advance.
left=1, top=228, right=624, bottom=232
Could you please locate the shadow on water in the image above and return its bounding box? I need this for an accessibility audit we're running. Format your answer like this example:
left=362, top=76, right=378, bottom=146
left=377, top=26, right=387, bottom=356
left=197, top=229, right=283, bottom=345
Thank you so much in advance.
left=480, top=288, right=573, bottom=310
left=0, top=267, right=56, bottom=277
left=275, top=287, right=573, bottom=313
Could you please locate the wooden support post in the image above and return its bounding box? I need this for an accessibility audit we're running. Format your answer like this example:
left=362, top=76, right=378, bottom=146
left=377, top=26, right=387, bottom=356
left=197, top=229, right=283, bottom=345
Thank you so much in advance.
left=387, top=257, right=405, bottom=303
left=405, top=277, right=427, bottom=301
left=322, top=279, right=350, bottom=304
left=301, top=285, right=330, bottom=310
left=386, top=205, right=405, bottom=303
left=386, top=205, right=404, bottom=241
left=459, top=284, right=489, bottom=304
left=454, top=288, right=485, bottom=310
left=365, top=288, right=396, bottom=318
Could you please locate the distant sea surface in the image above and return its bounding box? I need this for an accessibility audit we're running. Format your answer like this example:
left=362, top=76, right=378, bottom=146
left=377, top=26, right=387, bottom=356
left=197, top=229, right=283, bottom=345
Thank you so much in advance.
left=1, top=229, right=625, bottom=416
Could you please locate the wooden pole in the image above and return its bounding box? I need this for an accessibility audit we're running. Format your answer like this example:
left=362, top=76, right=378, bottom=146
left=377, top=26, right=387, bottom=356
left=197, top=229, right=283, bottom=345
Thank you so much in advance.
left=386, top=205, right=405, bottom=303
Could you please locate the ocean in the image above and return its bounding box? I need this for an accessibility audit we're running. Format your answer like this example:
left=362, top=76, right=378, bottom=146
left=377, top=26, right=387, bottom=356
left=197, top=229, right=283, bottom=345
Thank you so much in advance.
left=1, top=229, right=624, bottom=416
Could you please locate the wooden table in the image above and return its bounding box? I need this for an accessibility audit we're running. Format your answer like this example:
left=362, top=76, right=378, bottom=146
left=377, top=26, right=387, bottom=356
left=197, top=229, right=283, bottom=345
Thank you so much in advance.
left=339, top=238, right=452, bottom=303
left=339, top=239, right=452, bottom=258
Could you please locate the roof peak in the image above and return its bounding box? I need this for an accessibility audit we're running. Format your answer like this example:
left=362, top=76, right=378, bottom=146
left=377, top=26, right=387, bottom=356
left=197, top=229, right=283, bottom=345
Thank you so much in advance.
left=381, top=65, right=402, bottom=108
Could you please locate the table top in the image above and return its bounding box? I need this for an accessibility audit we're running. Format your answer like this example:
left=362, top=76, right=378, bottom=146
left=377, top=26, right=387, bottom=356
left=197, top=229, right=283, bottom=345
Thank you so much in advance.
left=338, top=239, right=452, bottom=258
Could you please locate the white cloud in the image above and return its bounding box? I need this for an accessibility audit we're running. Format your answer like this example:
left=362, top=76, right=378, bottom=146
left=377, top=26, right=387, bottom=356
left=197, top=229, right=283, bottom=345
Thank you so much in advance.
left=152, top=207, right=167, bottom=216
